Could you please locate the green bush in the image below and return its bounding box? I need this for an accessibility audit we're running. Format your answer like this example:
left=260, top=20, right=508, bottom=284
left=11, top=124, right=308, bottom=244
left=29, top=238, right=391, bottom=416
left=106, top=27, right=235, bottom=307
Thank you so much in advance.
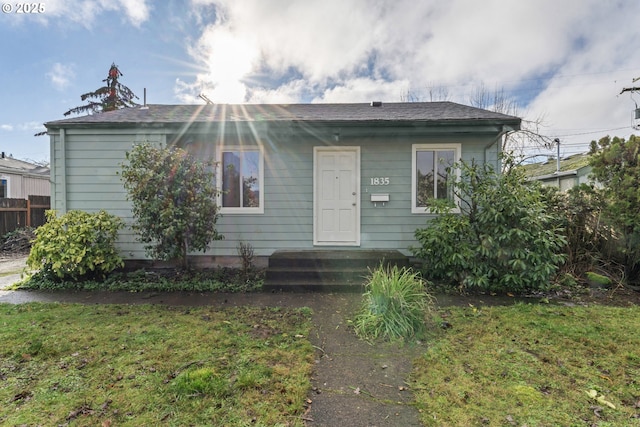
left=542, top=184, right=624, bottom=286
left=120, top=142, right=223, bottom=269
left=27, top=210, right=124, bottom=280
left=542, top=185, right=607, bottom=272
left=353, top=264, right=434, bottom=341
left=589, top=135, right=640, bottom=282
left=413, top=157, right=566, bottom=294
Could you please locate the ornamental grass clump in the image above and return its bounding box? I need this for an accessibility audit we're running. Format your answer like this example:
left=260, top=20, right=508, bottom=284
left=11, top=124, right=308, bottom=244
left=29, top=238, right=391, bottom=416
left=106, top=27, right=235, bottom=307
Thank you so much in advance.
left=354, top=264, right=434, bottom=341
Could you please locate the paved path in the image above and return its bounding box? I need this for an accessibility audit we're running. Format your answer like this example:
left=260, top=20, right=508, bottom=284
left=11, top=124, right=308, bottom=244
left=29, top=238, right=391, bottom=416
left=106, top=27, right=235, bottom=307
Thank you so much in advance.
left=0, top=255, right=28, bottom=295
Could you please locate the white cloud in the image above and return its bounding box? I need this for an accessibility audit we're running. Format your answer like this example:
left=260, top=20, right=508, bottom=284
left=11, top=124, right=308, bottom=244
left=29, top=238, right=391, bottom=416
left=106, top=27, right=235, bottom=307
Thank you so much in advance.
left=312, top=78, right=410, bottom=103
left=19, top=121, right=46, bottom=132
left=247, top=80, right=309, bottom=104
left=174, top=78, right=203, bottom=104
left=181, top=0, right=617, bottom=101
left=46, top=63, right=75, bottom=91
left=0, top=122, right=43, bottom=132
left=35, top=0, right=151, bottom=28
left=523, top=2, right=640, bottom=153
left=117, top=0, right=151, bottom=26
left=186, top=24, right=259, bottom=103
left=177, top=0, right=640, bottom=153
left=180, top=0, right=386, bottom=103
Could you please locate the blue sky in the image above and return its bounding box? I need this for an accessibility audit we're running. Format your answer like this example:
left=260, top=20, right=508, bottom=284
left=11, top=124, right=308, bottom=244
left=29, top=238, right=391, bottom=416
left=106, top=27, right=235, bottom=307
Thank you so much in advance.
left=1, top=0, right=640, bottom=163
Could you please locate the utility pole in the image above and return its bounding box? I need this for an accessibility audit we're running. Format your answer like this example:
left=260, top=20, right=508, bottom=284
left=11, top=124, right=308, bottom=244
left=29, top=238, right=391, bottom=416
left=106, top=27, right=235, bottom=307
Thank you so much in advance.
left=554, top=138, right=560, bottom=173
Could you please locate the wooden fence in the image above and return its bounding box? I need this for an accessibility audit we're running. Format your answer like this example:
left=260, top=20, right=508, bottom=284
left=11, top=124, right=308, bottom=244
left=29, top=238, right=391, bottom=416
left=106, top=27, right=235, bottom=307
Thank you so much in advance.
left=0, top=196, right=50, bottom=236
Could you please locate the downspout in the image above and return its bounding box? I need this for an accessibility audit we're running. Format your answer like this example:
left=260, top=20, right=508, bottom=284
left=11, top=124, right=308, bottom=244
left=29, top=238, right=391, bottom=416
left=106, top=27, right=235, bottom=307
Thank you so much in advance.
left=485, top=125, right=514, bottom=171
left=58, top=128, right=67, bottom=214
left=49, top=129, right=55, bottom=210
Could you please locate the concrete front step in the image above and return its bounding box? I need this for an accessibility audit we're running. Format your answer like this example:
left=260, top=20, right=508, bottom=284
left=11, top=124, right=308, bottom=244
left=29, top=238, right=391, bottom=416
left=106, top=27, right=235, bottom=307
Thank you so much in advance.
left=267, top=267, right=369, bottom=279
left=263, top=250, right=410, bottom=292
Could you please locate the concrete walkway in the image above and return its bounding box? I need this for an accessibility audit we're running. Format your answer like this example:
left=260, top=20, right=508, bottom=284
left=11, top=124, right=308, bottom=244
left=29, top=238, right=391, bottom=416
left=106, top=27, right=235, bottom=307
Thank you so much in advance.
left=0, top=255, right=28, bottom=295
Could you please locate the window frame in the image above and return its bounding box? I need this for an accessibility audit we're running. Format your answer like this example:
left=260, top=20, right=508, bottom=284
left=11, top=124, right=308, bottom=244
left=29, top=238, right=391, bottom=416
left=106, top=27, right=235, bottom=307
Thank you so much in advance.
left=411, top=143, right=461, bottom=214
left=217, top=146, right=264, bottom=214
left=0, top=177, right=8, bottom=198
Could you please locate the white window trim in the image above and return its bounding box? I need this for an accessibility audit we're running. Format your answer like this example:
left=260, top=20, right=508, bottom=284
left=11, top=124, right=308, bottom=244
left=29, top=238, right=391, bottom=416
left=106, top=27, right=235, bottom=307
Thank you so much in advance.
left=0, top=176, right=8, bottom=198
left=217, top=146, right=264, bottom=214
left=411, top=143, right=461, bottom=214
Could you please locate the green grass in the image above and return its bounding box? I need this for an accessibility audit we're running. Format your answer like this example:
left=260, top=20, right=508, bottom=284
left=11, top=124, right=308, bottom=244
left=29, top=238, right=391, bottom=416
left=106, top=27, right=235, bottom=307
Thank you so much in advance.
left=412, top=303, right=640, bottom=426
left=0, top=303, right=313, bottom=426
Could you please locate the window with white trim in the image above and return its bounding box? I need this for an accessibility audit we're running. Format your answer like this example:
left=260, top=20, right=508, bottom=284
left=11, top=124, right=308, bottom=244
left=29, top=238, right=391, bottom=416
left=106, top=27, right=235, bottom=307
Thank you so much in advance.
left=219, top=147, right=264, bottom=214
left=411, top=144, right=460, bottom=213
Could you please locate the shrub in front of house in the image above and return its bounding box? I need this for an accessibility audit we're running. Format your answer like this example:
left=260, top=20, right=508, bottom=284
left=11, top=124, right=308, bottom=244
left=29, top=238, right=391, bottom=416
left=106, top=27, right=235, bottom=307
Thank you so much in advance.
left=353, top=263, right=435, bottom=341
left=120, top=142, right=223, bottom=270
left=541, top=184, right=621, bottom=285
left=27, top=210, right=124, bottom=280
left=589, top=135, right=640, bottom=282
left=413, top=157, right=566, bottom=294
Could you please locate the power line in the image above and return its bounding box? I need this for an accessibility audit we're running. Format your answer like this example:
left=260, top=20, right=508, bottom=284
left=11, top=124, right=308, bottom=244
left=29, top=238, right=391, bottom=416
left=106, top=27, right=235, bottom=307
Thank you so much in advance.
left=549, top=126, right=630, bottom=138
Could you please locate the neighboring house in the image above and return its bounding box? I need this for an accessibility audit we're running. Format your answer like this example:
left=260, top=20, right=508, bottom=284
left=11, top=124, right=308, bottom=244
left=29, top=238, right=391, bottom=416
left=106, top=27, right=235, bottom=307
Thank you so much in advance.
left=44, top=102, right=520, bottom=265
left=523, top=153, right=594, bottom=191
left=0, top=153, right=50, bottom=199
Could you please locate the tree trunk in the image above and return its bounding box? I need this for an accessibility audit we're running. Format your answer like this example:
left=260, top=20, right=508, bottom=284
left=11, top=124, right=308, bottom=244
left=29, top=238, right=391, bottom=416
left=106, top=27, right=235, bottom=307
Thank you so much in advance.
left=182, top=238, right=189, bottom=270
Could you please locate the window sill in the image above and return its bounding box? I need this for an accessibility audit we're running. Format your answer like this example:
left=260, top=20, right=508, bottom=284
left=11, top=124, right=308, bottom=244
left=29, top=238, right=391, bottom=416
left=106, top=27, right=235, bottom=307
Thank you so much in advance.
left=411, top=207, right=460, bottom=214
left=220, top=207, right=264, bottom=215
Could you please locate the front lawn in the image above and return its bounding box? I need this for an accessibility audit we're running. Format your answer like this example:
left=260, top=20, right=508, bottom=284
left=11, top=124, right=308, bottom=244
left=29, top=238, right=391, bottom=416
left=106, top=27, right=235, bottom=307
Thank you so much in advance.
left=3, top=297, right=640, bottom=426
left=412, top=303, right=640, bottom=426
left=0, top=303, right=313, bottom=426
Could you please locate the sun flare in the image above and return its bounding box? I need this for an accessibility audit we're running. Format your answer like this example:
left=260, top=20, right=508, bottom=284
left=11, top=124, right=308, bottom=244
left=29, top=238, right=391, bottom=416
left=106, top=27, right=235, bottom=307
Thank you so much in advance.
left=201, top=30, right=257, bottom=103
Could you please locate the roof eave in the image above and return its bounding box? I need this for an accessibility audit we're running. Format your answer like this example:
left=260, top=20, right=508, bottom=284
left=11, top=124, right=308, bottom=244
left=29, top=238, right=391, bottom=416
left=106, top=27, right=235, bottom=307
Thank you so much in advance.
left=45, top=117, right=522, bottom=131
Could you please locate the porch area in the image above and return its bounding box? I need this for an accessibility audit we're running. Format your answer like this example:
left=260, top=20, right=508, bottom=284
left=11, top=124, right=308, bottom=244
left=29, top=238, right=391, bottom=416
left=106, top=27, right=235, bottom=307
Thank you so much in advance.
left=263, top=249, right=411, bottom=292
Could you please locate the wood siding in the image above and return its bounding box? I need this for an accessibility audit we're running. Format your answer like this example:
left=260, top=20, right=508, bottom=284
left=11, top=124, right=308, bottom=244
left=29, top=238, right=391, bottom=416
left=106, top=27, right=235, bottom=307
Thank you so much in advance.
left=0, top=173, right=50, bottom=199
left=51, top=125, right=502, bottom=259
left=51, top=129, right=163, bottom=258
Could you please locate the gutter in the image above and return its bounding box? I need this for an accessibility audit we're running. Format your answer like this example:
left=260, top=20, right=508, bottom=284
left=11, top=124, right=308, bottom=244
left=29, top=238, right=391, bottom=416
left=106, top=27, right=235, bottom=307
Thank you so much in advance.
left=485, top=124, right=519, bottom=168
left=531, top=170, right=578, bottom=181
left=0, top=167, right=50, bottom=179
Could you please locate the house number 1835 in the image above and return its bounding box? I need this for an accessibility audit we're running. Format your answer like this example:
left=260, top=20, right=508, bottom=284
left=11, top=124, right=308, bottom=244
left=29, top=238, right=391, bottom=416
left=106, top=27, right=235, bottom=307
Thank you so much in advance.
left=370, top=177, right=390, bottom=185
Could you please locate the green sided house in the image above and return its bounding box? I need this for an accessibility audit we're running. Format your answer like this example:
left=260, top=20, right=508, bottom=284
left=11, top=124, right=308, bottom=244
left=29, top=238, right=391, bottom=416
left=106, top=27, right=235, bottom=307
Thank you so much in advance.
left=45, top=102, right=520, bottom=288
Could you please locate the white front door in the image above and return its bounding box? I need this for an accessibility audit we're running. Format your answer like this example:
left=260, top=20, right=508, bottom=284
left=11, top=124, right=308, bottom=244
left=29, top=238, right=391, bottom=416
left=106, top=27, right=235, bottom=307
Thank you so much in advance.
left=314, top=147, right=360, bottom=245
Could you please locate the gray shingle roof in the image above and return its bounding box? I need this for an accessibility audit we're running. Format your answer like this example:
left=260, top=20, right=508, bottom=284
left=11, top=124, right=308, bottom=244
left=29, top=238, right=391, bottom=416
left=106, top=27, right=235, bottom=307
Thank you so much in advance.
left=0, top=156, right=49, bottom=176
left=45, top=101, right=521, bottom=128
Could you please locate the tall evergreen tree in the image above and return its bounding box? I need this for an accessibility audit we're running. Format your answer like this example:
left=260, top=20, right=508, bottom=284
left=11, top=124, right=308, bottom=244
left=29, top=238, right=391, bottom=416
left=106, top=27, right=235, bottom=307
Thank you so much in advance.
left=64, top=63, right=138, bottom=116
left=35, top=63, right=139, bottom=136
